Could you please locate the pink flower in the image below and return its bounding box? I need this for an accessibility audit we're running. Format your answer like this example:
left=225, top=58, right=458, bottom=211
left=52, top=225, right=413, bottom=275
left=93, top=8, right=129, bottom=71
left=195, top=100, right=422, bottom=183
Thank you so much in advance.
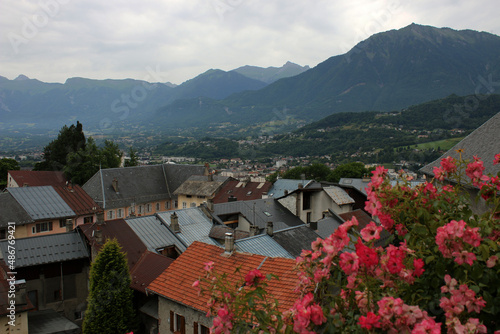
left=358, top=312, right=381, bottom=330
left=452, top=250, right=476, bottom=266
left=355, top=240, right=379, bottom=267
left=466, top=157, right=486, bottom=186
left=433, top=166, right=445, bottom=181
left=486, top=255, right=498, bottom=268
left=339, top=252, right=359, bottom=275
left=494, top=153, right=500, bottom=165
left=412, top=318, right=441, bottom=333
left=244, top=269, right=265, bottom=287
left=440, top=156, right=457, bottom=174
left=309, top=304, right=326, bottom=325
left=360, top=221, right=383, bottom=242
left=413, top=258, right=425, bottom=277
left=204, top=261, right=214, bottom=272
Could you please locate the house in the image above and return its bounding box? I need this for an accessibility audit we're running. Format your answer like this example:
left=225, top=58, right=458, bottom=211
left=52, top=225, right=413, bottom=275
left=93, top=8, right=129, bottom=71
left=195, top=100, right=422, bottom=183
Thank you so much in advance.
left=213, top=198, right=305, bottom=234
left=420, top=111, right=500, bottom=214
left=146, top=240, right=300, bottom=334
left=277, top=182, right=355, bottom=224
left=82, top=164, right=205, bottom=221
left=174, top=175, right=230, bottom=209
left=212, top=178, right=272, bottom=204
left=3, top=186, right=77, bottom=239
left=0, top=231, right=90, bottom=329
left=7, top=170, right=67, bottom=188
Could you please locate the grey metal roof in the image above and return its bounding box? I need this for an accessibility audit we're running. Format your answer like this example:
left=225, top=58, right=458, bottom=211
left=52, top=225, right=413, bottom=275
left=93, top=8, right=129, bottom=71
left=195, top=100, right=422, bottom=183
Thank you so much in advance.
left=272, top=225, right=322, bottom=258
left=83, top=164, right=205, bottom=209
left=213, top=198, right=305, bottom=231
left=315, top=215, right=344, bottom=239
left=339, top=178, right=371, bottom=196
left=323, top=186, right=355, bottom=205
left=235, top=234, right=294, bottom=259
left=0, top=192, right=33, bottom=227
left=173, top=175, right=229, bottom=197
left=28, top=309, right=80, bottom=334
left=126, top=207, right=219, bottom=253
left=421, top=111, right=500, bottom=180
left=267, top=179, right=313, bottom=198
left=156, top=208, right=219, bottom=247
left=7, top=186, right=76, bottom=220
left=126, top=215, right=188, bottom=253
left=0, top=232, right=88, bottom=268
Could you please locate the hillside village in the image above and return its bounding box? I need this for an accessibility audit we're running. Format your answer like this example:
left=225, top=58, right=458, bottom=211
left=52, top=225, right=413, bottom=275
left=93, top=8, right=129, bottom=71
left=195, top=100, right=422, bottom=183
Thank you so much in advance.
left=0, top=111, right=499, bottom=333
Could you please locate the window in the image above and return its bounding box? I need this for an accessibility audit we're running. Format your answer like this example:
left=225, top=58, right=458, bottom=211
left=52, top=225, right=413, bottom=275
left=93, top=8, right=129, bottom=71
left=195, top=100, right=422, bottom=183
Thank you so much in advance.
left=74, top=311, right=84, bottom=320
left=306, top=212, right=312, bottom=223
left=174, top=200, right=178, bottom=208
left=146, top=203, right=152, bottom=213
left=165, top=201, right=170, bottom=210
left=32, top=222, right=52, bottom=234
left=156, top=202, right=160, bottom=211
left=107, top=210, right=114, bottom=220
left=170, top=311, right=185, bottom=334
left=59, top=219, right=66, bottom=228
left=182, top=202, right=187, bottom=209
left=186, top=195, right=192, bottom=198
left=117, top=208, right=124, bottom=218
left=84, top=216, right=93, bottom=224
left=0, top=229, right=6, bottom=240
left=197, top=195, right=205, bottom=199
left=138, top=205, right=144, bottom=214
left=303, top=192, right=311, bottom=210
left=193, top=322, right=209, bottom=334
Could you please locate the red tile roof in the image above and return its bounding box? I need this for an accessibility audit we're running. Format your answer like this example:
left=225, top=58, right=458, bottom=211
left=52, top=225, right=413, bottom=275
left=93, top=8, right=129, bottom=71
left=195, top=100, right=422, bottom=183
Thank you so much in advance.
left=147, top=241, right=299, bottom=313
left=130, top=251, right=174, bottom=293
left=53, top=185, right=100, bottom=216
left=8, top=170, right=67, bottom=187
left=80, top=220, right=147, bottom=271
left=212, top=180, right=272, bottom=204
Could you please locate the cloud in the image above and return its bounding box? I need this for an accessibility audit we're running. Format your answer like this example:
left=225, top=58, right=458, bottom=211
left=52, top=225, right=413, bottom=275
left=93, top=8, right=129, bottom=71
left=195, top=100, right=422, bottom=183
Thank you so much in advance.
left=0, top=0, right=498, bottom=84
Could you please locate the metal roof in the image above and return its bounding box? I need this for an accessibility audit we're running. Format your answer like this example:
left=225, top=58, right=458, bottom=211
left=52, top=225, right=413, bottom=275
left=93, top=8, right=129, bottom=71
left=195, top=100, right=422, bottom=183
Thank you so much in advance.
left=235, top=234, right=294, bottom=259
left=28, top=309, right=80, bottom=334
left=0, top=232, right=88, bottom=268
left=267, top=179, right=313, bottom=198
left=272, top=225, right=322, bottom=258
left=126, top=215, right=188, bottom=253
left=7, top=186, right=76, bottom=220
left=0, top=192, right=33, bottom=228
left=339, top=178, right=371, bottom=195
left=323, top=186, right=355, bottom=205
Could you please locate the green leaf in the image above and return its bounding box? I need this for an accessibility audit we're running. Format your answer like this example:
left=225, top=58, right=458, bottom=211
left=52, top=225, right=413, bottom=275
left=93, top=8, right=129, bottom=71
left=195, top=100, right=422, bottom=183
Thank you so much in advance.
left=426, top=256, right=435, bottom=264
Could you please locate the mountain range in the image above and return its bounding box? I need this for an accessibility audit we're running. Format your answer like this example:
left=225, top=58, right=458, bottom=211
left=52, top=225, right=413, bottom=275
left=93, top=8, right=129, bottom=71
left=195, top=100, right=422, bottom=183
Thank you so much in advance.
left=1, top=24, right=500, bottom=136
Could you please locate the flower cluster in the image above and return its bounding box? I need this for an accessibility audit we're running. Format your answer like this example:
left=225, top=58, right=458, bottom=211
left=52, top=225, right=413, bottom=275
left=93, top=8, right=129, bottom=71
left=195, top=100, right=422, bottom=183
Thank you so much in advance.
left=435, top=220, right=482, bottom=265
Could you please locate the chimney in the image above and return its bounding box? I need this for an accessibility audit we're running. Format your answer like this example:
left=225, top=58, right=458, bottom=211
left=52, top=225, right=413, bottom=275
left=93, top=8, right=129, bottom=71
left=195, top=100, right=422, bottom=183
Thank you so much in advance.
left=65, top=219, right=73, bottom=232
left=224, top=232, right=234, bottom=254
left=96, top=212, right=104, bottom=225
left=266, top=221, right=273, bottom=236
left=249, top=225, right=259, bottom=237
left=298, top=183, right=303, bottom=189
left=170, top=212, right=180, bottom=232
left=309, top=221, right=318, bottom=231
left=112, top=178, right=119, bottom=193
left=204, top=163, right=210, bottom=176
left=95, top=227, right=103, bottom=245
left=208, top=172, right=213, bottom=182
left=284, top=190, right=289, bottom=196
left=207, top=198, right=214, bottom=211
left=14, top=280, right=27, bottom=306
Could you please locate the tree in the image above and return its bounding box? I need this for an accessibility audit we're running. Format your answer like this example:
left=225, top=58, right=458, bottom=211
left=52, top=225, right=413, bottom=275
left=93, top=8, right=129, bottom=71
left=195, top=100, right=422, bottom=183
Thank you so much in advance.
left=124, top=147, right=139, bottom=167
left=64, top=138, right=123, bottom=185
left=83, top=239, right=135, bottom=334
left=0, top=158, right=20, bottom=187
left=34, top=121, right=86, bottom=171
left=328, top=161, right=368, bottom=183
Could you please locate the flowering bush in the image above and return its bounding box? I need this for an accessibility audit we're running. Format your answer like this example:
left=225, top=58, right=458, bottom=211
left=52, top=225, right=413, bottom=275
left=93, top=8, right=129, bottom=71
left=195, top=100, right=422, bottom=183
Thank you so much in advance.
left=199, top=153, right=500, bottom=333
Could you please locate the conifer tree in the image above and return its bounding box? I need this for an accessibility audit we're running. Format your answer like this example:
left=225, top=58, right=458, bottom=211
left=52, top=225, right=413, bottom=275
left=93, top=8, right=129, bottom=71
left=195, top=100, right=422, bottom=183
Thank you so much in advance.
left=83, top=239, right=134, bottom=334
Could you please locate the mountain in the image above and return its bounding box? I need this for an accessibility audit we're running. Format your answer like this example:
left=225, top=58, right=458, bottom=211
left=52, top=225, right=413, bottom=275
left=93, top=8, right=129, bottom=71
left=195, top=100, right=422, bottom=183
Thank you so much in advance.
left=155, top=24, right=500, bottom=128
left=233, top=61, right=310, bottom=84
left=0, top=69, right=267, bottom=131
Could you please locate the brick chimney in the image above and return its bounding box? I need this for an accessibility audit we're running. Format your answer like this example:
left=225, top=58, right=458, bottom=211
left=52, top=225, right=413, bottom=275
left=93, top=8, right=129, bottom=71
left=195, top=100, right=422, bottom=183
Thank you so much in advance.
left=266, top=221, right=273, bottom=236
left=95, top=227, right=103, bottom=245
left=170, top=212, right=180, bottom=232
left=96, top=212, right=104, bottom=225
left=65, top=219, right=73, bottom=232
left=224, top=232, right=234, bottom=254
left=249, top=225, right=259, bottom=237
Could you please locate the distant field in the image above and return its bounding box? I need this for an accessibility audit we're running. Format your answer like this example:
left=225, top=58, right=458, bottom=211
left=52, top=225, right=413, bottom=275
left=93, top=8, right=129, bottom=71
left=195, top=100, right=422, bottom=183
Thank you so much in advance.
left=411, top=137, right=464, bottom=151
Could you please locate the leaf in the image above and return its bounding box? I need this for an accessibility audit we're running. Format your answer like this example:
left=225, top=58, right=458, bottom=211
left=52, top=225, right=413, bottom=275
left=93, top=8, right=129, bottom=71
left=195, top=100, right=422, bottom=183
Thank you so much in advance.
left=426, top=255, right=435, bottom=264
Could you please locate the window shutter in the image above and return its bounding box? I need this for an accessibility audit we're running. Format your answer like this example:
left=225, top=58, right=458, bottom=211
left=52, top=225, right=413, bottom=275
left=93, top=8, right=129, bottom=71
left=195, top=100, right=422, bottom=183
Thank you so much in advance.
left=180, top=315, right=186, bottom=334
left=193, top=322, right=198, bottom=334
left=170, top=311, right=174, bottom=332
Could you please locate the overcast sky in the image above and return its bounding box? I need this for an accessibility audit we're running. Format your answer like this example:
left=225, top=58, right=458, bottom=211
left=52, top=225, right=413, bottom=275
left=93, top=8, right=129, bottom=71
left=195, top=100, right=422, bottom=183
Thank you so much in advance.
left=1, top=0, right=499, bottom=85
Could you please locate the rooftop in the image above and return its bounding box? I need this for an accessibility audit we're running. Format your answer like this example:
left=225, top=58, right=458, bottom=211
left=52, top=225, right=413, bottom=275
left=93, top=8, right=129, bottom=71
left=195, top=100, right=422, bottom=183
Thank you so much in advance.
left=212, top=179, right=272, bottom=203
left=267, top=179, right=313, bottom=198
left=130, top=251, right=174, bottom=294
left=8, top=170, right=67, bottom=187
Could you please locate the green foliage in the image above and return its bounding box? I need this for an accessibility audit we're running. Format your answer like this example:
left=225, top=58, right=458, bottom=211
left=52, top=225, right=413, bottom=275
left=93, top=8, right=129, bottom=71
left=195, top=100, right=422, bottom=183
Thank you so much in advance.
left=34, top=121, right=85, bottom=171
left=0, top=158, right=20, bottom=186
left=124, top=147, right=139, bottom=167
left=329, top=162, right=369, bottom=183
left=64, top=138, right=123, bottom=185
left=83, top=239, right=135, bottom=334
left=282, top=163, right=332, bottom=181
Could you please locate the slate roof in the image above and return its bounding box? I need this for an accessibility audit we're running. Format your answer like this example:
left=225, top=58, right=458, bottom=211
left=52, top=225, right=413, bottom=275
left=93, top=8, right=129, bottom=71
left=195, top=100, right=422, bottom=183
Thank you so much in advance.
left=323, top=186, right=355, bottom=205
left=53, top=184, right=99, bottom=216
left=272, top=225, right=322, bottom=258
left=0, top=232, right=88, bottom=268
left=147, top=241, right=300, bottom=314
left=213, top=198, right=304, bottom=231
left=173, top=175, right=230, bottom=197
left=83, top=164, right=205, bottom=209
left=0, top=192, right=33, bottom=228
left=267, top=179, right=313, bottom=198
left=8, top=170, right=67, bottom=187
left=420, top=111, right=500, bottom=180
left=7, top=186, right=76, bottom=220
left=315, top=214, right=344, bottom=240
left=28, top=309, right=80, bottom=334
left=339, top=178, right=371, bottom=196
left=235, top=234, right=294, bottom=259
left=130, top=251, right=174, bottom=294
left=80, top=219, right=147, bottom=271
left=212, top=179, right=272, bottom=203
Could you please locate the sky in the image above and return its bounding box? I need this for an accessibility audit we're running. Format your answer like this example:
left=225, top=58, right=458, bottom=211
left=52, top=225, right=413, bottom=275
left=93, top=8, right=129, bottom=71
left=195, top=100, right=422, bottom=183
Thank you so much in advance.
left=1, top=0, right=499, bottom=85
